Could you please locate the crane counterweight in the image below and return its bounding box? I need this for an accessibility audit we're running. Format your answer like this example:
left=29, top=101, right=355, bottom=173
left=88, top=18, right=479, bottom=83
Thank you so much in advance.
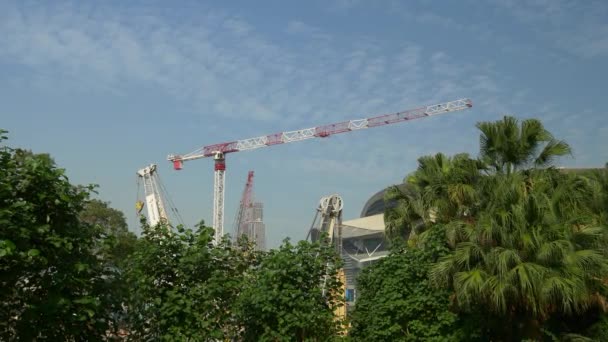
left=172, top=160, right=183, bottom=170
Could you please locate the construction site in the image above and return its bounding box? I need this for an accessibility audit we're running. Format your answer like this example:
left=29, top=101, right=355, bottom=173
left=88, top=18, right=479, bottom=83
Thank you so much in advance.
left=135, top=98, right=473, bottom=317
left=5, top=0, right=608, bottom=338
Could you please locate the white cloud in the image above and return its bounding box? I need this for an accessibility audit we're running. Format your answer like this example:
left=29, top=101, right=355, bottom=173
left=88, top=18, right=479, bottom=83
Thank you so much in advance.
left=416, top=12, right=464, bottom=30
left=557, top=24, right=608, bottom=58
left=325, top=0, right=363, bottom=12
left=488, top=0, right=608, bottom=58
left=0, top=3, right=294, bottom=122
left=223, top=18, right=253, bottom=36
left=286, top=21, right=331, bottom=41
left=0, top=1, right=514, bottom=238
left=0, top=2, right=506, bottom=130
left=386, top=1, right=608, bottom=60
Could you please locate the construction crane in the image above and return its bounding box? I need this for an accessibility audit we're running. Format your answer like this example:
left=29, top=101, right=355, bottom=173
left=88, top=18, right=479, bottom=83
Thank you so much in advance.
left=307, top=194, right=347, bottom=324
left=136, top=164, right=184, bottom=230
left=232, top=171, right=266, bottom=249
left=307, top=194, right=344, bottom=252
left=233, top=171, right=255, bottom=239
left=167, top=98, right=473, bottom=241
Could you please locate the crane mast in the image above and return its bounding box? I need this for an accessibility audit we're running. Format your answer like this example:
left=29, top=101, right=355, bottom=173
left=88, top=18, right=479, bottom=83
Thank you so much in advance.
left=136, top=164, right=169, bottom=227
left=168, top=98, right=473, bottom=238
left=212, top=153, right=226, bottom=243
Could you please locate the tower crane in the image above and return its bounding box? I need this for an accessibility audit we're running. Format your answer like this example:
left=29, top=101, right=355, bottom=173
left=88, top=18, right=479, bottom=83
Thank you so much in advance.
left=232, top=170, right=266, bottom=250
left=136, top=164, right=184, bottom=230
left=168, top=98, right=473, bottom=242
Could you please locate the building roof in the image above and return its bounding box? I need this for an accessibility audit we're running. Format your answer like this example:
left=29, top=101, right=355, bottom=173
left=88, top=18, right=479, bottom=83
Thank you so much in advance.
left=342, top=214, right=385, bottom=239
left=359, top=183, right=414, bottom=218
left=557, top=167, right=603, bottom=177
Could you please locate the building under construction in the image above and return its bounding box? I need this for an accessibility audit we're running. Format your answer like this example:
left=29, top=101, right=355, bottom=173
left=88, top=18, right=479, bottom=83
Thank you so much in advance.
left=233, top=171, right=266, bottom=250
left=241, top=202, right=266, bottom=250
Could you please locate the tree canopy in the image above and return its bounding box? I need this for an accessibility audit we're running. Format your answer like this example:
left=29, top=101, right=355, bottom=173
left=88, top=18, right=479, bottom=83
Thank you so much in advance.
left=124, top=221, right=345, bottom=341
left=370, top=116, right=608, bottom=341
left=349, top=227, right=468, bottom=341
left=2, top=113, right=608, bottom=341
left=0, top=130, right=122, bottom=340
left=80, top=198, right=137, bottom=267
left=235, top=238, right=345, bottom=341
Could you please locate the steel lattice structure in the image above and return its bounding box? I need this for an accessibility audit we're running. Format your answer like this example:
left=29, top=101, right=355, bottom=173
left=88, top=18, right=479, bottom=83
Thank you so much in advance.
left=136, top=164, right=169, bottom=227
left=168, top=98, right=473, bottom=240
left=233, top=171, right=255, bottom=240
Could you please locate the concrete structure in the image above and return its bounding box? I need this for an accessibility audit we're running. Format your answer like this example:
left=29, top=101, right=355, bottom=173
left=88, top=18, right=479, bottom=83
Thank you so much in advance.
left=252, top=202, right=266, bottom=250
left=248, top=202, right=266, bottom=250
left=341, top=214, right=387, bottom=309
left=341, top=184, right=414, bottom=310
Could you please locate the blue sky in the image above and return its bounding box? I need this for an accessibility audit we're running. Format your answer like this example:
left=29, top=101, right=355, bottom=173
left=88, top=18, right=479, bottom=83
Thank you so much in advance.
left=1, top=0, right=607, bottom=248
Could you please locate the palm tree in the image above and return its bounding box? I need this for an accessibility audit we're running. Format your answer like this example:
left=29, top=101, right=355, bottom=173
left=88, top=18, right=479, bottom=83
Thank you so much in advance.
left=384, top=153, right=483, bottom=240
left=383, top=183, right=423, bottom=240
left=430, top=170, right=608, bottom=340
left=476, top=116, right=571, bottom=174
left=386, top=116, right=607, bottom=339
left=586, top=165, right=608, bottom=227
left=398, top=116, right=576, bottom=249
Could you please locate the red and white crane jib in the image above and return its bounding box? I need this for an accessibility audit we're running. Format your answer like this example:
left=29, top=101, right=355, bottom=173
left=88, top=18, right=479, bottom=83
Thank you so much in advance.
left=168, top=98, right=472, bottom=170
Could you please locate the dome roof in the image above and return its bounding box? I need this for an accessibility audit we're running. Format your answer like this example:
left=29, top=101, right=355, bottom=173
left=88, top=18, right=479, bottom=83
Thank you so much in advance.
left=359, top=183, right=414, bottom=218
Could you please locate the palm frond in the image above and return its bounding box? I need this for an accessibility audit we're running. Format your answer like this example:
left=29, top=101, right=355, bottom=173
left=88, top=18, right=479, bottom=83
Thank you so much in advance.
left=507, top=262, right=546, bottom=298
left=536, top=240, right=572, bottom=265
left=485, top=275, right=514, bottom=314
left=540, top=276, right=583, bottom=315
left=571, top=225, right=605, bottom=247
left=452, top=242, right=484, bottom=270
left=566, top=249, right=607, bottom=273
left=493, top=248, right=522, bottom=277
left=453, top=268, right=489, bottom=309
left=430, top=257, right=456, bottom=287
left=534, top=139, right=572, bottom=167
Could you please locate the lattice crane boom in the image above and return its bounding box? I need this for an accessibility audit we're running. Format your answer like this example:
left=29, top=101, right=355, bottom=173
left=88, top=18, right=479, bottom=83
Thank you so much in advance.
left=168, top=98, right=472, bottom=167
left=167, top=98, right=473, bottom=242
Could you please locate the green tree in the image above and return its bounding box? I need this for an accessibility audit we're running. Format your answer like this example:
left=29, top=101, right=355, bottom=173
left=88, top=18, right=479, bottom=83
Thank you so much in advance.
left=235, top=238, right=345, bottom=341
left=80, top=199, right=137, bottom=267
left=384, top=116, right=608, bottom=340
left=349, top=227, right=472, bottom=341
left=476, top=115, right=571, bottom=174
left=80, top=199, right=129, bottom=236
left=0, top=130, right=120, bottom=340
left=384, top=153, right=483, bottom=240
left=125, top=220, right=260, bottom=340
left=586, top=165, right=608, bottom=227
left=430, top=170, right=608, bottom=340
